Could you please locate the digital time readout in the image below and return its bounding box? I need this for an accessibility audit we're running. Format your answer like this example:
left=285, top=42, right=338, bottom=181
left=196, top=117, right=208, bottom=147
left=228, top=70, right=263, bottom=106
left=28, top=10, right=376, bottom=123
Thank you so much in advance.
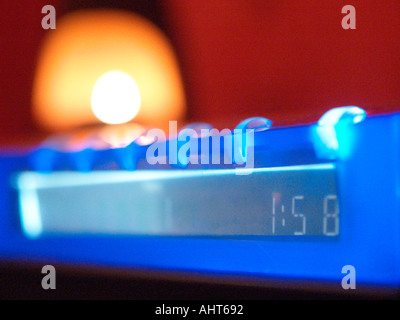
left=270, top=193, right=338, bottom=236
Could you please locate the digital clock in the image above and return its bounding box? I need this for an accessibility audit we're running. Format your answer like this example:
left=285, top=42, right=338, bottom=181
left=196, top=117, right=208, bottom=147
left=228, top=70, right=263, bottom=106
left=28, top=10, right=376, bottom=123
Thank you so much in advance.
left=1, top=107, right=400, bottom=295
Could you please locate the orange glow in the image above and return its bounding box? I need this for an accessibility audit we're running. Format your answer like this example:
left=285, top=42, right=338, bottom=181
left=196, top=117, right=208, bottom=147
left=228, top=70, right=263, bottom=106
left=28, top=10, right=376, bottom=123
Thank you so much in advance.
left=97, top=123, right=147, bottom=148
left=32, top=9, right=186, bottom=132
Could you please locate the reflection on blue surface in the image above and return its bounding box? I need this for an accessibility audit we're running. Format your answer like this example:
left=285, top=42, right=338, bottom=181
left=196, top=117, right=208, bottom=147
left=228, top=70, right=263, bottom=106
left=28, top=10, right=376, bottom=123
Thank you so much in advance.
left=317, top=106, right=366, bottom=126
left=18, top=183, right=42, bottom=239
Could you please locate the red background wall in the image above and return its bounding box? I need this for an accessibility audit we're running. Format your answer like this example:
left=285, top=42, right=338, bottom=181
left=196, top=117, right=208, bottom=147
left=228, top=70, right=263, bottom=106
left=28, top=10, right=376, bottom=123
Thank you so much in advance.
left=1, top=0, right=400, bottom=145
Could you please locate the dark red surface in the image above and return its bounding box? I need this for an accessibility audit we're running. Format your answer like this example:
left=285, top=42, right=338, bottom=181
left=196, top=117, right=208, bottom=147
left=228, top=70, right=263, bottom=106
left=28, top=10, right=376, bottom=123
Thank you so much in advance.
left=0, top=1, right=61, bottom=145
left=165, top=0, right=400, bottom=128
left=1, top=0, right=400, bottom=145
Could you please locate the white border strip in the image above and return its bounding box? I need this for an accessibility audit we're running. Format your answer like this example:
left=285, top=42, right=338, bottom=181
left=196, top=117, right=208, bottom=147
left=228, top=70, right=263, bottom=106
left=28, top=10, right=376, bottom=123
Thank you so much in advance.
left=15, top=163, right=335, bottom=190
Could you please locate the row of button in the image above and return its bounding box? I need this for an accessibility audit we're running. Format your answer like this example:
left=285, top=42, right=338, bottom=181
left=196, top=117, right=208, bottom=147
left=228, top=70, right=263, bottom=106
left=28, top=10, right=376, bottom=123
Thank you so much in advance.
left=29, top=106, right=366, bottom=172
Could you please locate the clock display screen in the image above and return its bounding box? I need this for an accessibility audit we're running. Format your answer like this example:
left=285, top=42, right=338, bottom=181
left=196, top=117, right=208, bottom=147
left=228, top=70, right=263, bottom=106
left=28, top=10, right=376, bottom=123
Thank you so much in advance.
left=16, top=163, right=339, bottom=238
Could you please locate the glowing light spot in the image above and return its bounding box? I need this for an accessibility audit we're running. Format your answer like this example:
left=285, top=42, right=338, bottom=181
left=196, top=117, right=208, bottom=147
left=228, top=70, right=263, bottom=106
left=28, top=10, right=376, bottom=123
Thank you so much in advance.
left=91, top=71, right=141, bottom=125
left=314, top=106, right=366, bottom=159
left=32, top=10, right=186, bottom=131
left=318, top=106, right=366, bottom=127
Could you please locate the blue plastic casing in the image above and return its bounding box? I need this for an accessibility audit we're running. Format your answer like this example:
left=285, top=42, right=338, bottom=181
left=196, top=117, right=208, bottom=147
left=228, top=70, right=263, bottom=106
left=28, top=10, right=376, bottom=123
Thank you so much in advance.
left=0, top=111, right=399, bottom=292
